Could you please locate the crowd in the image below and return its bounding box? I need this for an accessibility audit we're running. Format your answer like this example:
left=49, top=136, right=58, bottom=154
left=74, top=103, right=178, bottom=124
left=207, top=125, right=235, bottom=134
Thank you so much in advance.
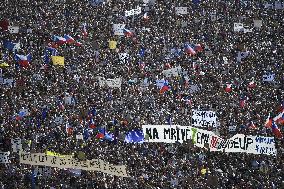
left=0, top=0, right=284, bottom=188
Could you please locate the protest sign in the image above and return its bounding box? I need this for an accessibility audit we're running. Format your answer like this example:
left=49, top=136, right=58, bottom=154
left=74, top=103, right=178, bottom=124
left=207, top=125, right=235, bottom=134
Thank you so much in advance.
left=192, top=110, right=217, bottom=128
left=3, top=78, right=14, bottom=87
left=143, top=125, right=277, bottom=156
left=253, top=20, right=262, bottom=28
left=97, top=77, right=122, bottom=89
left=189, top=84, right=201, bottom=94
left=210, top=134, right=277, bottom=156
left=234, top=23, right=244, bottom=32
left=113, top=24, right=125, bottom=36
left=118, top=53, right=129, bottom=63
left=142, top=125, right=193, bottom=143
left=175, top=7, right=188, bottom=15
left=0, top=151, right=10, bottom=163
left=20, top=152, right=129, bottom=177
left=262, top=74, right=275, bottom=82
left=162, top=66, right=182, bottom=77
left=8, top=26, right=19, bottom=33
left=125, top=7, right=141, bottom=17
left=109, top=41, right=117, bottom=49
left=11, top=138, right=22, bottom=152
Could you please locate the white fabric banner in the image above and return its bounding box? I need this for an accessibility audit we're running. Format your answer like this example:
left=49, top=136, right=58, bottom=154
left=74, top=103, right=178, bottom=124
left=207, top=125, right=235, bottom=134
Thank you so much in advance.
left=142, top=125, right=277, bottom=156
left=20, top=152, right=129, bottom=177
left=192, top=110, right=217, bottom=128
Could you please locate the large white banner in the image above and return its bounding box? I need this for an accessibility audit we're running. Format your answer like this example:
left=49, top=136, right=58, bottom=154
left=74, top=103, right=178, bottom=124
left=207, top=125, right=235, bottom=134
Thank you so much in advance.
left=20, top=152, right=129, bottom=177
left=142, top=125, right=277, bottom=156
left=192, top=110, right=217, bottom=127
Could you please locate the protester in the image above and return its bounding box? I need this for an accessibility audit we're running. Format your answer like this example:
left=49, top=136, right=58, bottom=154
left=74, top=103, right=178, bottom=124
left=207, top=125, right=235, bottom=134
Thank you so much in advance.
left=0, top=0, right=283, bottom=188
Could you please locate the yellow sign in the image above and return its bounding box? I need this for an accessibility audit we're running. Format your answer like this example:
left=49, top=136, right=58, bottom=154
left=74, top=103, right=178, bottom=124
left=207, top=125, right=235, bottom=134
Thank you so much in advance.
left=51, top=56, right=64, bottom=66
left=109, top=41, right=117, bottom=49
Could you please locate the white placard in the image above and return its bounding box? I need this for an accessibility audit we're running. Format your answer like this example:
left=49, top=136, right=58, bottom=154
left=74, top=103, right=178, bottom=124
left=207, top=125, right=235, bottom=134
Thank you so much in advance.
left=189, top=84, right=201, bottom=94
left=192, top=110, right=217, bottom=128
left=98, top=77, right=122, bottom=89
left=20, top=152, right=129, bottom=177
left=0, top=151, right=10, bottom=163
left=262, top=74, right=275, bottom=82
left=8, top=26, right=19, bottom=34
left=162, top=66, right=182, bottom=78
left=76, top=135, right=84, bottom=140
left=175, top=7, right=188, bottom=15
left=118, top=53, right=129, bottom=63
left=275, top=1, right=283, bottom=9
left=3, top=78, right=14, bottom=87
left=54, top=116, right=64, bottom=125
left=113, top=24, right=126, bottom=36
left=253, top=20, right=262, bottom=28
left=125, top=7, right=141, bottom=17
left=11, top=138, right=22, bottom=152
left=234, top=23, right=244, bottom=32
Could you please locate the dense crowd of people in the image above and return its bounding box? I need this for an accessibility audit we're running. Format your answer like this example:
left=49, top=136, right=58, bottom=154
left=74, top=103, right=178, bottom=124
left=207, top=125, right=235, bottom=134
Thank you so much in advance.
left=0, top=0, right=284, bottom=188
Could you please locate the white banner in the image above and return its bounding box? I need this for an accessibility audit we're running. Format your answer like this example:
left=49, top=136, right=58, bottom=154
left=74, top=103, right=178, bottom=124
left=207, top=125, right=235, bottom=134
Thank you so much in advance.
left=118, top=53, right=129, bottom=63
left=192, top=110, right=217, bottom=128
left=97, top=77, right=122, bottom=89
left=234, top=23, right=244, bottom=32
left=125, top=7, right=142, bottom=17
left=175, top=7, right=188, bottom=15
left=113, top=24, right=125, bottom=36
left=262, top=74, right=275, bottom=82
left=0, top=151, right=10, bottom=163
left=8, top=26, right=19, bottom=34
left=142, top=125, right=277, bottom=156
left=162, top=66, right=182, bottom=77
left=20, top=152, right=129, bottom=177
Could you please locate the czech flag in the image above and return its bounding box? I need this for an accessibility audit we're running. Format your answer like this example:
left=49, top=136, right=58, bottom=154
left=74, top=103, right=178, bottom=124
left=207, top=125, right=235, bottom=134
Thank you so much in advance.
left=160, top=81, right=170, bottom=94
left=65, top=123, right=73, bottom=135
left=248, top=121, right=257, bottom=130
left=64, top=34, right=75, bottom=44
left=82, top=23, right=88, bottom=38
left=143, top=12, right=149, bottom=20
left=248, top=81, right=256, bottom=89
left=89, top=118, right=96, bottom=129
left=271, top=121, right=283, bottom=138
left=123, top=29, right=134, bottom=37
left=185, top=44, right=196, bottom=56
left=265, top=114, right=273, bottom=128
left=225, top=84, right=232, bottom=92
left=273, top=110, right=284, bottom=125
left=53, top=35, right=66, bottom=45
left=194, top=44, right=203, bottom=52
left=15, top=54, right=32, bottom=68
